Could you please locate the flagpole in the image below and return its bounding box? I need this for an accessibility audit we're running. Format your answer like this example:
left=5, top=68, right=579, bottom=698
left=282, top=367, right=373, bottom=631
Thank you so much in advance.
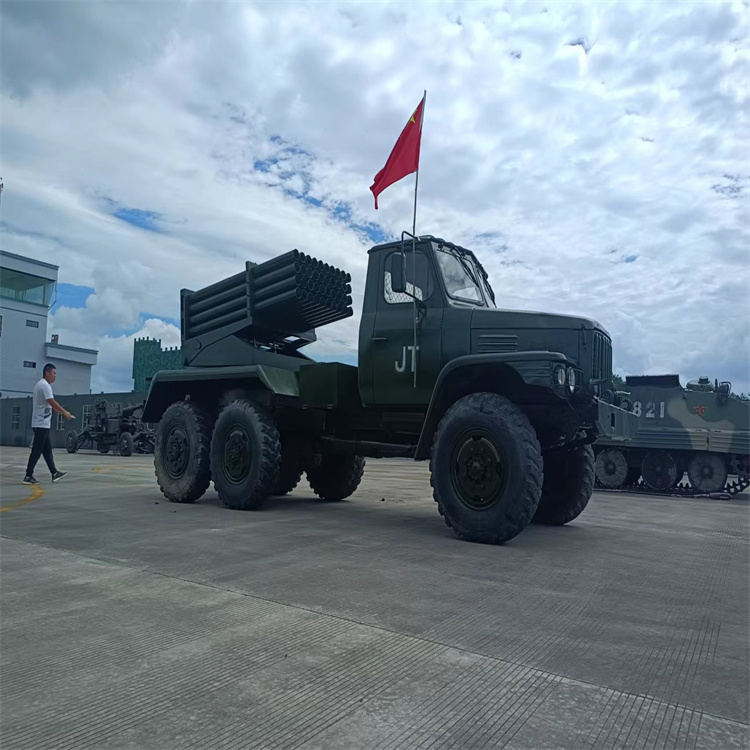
left=411, top=90, right=426, bottom=389
left=412, top=90, right=426, bottom=238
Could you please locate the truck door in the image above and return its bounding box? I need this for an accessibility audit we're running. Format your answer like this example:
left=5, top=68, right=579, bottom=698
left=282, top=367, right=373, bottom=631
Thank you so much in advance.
left=370, top=248, right=443, bottom=405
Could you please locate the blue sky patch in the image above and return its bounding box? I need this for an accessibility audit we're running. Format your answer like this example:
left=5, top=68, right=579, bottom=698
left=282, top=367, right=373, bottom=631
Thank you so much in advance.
left=622, top=254, right=638, bottom=263
left=51, top=282, right=94, bottom=312
left=113, top=207, right=163, bottom=232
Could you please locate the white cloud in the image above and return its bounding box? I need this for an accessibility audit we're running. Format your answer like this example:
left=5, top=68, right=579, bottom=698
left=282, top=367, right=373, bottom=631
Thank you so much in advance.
left=2, top=0, right=749, bottom=393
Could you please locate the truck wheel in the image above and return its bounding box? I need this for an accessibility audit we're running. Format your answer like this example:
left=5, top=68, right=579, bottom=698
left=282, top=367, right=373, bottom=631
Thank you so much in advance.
left=307, top=455, right=366, bottom=501
left=430, top=393, right=542, bottom=544
left=66, top=430, right=79, bottom=453
left=595, top=448, right=628, bottom=488
left=211, top=400, right=280, bottom=510
left=641, top=450, right=678, bottom=490
left=155, top=401, right=213, bottom=503
left=273, top=443, right=304, bottom=496
left=688, top=452, right=728, bottom=494
left=98, top=444, right=111, bottom=454
left=119, top=431, right=134, bottom=457
left=533, top=445, right=594, bottom=525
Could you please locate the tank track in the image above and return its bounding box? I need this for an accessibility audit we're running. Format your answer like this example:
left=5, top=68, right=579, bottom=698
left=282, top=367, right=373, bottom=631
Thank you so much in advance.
left=595, top=475, right=750, bottom=500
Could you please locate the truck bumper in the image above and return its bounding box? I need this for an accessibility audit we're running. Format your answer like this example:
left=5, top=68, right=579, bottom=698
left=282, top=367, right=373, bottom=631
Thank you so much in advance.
left=595, top=400, right=639, bottom=442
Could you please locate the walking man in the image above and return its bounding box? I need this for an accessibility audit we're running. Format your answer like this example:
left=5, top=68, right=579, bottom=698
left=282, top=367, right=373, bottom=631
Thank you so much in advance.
left=23, top=363, right=73, bottom=486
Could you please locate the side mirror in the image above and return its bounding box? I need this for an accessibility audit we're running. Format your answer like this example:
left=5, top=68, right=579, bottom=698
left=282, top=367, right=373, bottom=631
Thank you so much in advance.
left=391, top=253, right=406, bottom=293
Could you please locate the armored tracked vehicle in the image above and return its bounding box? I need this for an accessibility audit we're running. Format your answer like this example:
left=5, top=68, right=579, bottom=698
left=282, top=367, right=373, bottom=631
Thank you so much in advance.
left=594, top=374, right=750, bottom=495
left=142, top=233, right=634, bottom=544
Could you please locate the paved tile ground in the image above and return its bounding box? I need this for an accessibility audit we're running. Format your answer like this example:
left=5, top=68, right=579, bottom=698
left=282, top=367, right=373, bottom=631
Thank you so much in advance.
left=1, top=446, right=748, bottom=750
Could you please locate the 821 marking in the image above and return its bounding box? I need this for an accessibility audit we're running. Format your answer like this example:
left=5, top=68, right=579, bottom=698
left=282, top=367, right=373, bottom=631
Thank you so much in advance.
left=632, top=401, right=665, bottom=418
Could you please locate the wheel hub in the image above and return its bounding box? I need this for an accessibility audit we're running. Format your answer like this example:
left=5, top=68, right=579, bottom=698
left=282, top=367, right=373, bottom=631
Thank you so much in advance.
left=165, top=428, right=189, bottom=479
left=224, top=427, right=251, bottom=484
left=451, top=433, right=505, bottom=511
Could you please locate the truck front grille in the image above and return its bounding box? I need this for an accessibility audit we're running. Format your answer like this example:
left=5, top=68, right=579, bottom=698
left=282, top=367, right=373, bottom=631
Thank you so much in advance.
left=592, top=330, right=612, bottom=390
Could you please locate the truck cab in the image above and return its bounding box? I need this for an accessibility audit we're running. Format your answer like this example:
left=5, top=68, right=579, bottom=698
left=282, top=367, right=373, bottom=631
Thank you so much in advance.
left=357, top=236, right=619, bottom=454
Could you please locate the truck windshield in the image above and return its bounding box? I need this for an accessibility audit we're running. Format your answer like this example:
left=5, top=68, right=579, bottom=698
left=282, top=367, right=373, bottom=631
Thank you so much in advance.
left=435, top=247, right=486, bottom=305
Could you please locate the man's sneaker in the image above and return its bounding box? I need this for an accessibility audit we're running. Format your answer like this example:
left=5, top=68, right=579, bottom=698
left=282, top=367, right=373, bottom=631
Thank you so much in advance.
left=22, top=476, right=39, bottom=485
left=52, top=471, right=68, bottom=483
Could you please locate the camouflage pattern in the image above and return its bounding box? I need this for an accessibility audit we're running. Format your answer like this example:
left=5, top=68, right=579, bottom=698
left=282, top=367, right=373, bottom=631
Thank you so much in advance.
left=594, top=374, right=750, bottom=494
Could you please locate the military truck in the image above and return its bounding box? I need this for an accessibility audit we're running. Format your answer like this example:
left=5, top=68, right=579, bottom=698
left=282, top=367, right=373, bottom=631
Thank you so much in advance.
left=594, top=374, right=750, bottom=495
left=142, top=233, right=633, bottom=544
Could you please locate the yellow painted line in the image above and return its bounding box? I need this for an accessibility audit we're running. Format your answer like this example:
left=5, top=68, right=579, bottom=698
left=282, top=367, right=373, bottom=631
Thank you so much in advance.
left=0, top=483, right=45, bottom=513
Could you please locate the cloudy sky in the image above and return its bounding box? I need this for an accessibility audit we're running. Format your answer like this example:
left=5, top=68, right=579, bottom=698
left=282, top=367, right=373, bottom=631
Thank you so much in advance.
left=2, top=0, right=749, bottom=394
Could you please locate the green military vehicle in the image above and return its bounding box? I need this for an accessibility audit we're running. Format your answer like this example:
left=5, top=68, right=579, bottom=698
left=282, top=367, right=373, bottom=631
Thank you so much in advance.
left=142, top=233, right=633, bottom=544
left=594, top=374, right=750, bottom=496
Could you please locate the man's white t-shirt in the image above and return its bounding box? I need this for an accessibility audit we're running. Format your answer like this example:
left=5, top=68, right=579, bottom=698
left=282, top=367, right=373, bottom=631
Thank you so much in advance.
left=31, top=378, right=54, bottom=428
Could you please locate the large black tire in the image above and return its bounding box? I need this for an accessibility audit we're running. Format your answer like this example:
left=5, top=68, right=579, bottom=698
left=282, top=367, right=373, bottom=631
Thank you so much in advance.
left=210, top=400, right=280, bottom=510
left=98, top=443, right=111, bottom=454
left=430, top=393, right=543, bottom=544
left=533, top=445, right=595, bottom=525
left=66, top=430, right=78, bottom=453
left=154, top=401, right=213, bottom=503
left=306, top=455, right=366, bottom=501
left=119, top=431, right=134, bottom=457
left=272, top=441, right=304, bottom=496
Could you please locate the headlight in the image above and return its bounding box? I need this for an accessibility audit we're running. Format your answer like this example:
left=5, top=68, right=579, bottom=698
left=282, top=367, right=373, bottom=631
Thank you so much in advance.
left=554, top=366, right=566, bottom=387
left=567, top=367, right=577, bottom=392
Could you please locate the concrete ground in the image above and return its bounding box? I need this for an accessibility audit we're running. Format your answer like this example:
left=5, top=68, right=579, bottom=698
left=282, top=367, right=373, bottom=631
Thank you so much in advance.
left=1, top=446, right=748, bottom=750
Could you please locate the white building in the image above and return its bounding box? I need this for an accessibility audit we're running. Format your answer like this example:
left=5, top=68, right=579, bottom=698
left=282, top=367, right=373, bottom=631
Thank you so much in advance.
left=0, top=251, right=98, bottom=398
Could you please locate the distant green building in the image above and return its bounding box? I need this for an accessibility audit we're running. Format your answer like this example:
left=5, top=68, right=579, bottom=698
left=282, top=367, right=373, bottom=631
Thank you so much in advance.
left=132, top=337, right=183, bottom=392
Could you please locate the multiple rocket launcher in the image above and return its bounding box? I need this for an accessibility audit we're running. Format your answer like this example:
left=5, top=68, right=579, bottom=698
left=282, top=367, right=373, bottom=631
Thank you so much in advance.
left=181, top=250, right=354, bottom=343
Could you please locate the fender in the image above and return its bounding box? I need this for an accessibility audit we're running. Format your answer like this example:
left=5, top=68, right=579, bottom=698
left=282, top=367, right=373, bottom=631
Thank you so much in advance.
left=414, top=352, right=570, bottom=459
left=141, top=364, right=300, bottom=423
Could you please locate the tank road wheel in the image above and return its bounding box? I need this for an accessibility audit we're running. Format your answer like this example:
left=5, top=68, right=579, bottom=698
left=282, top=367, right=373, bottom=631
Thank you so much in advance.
left=273, top=441, right=304, bottom=496
left=595, top=448, right=629, bottom=489
left=210, top=400, right=280, bottom=510
left=119, top=431, right=134, bottom=457
left=430, top=393, right=542, bottom=544
left=307, top=455, right=366, bottom=501
left=154, top=401, right=213, bottom=503
left=688, top=452, right=728, bottom=494
left=533, top=445, right=595, bottom=525
left=641, top=450, right=678, bottom=491
left=66, top=430, right=79, bottom=453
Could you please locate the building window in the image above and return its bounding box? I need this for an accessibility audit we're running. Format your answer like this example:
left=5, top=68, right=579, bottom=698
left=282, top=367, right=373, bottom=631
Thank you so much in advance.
left=26, top=319, right=40, bottom=328
left=0, top=267, right=55, bottom=306
left=57, top=412, right=65, bottom=430
left=82, top=404, right=92, bottom=430
left=11, top=406, right=21, bottom=430
left=23, top=361, right=37, bottom=369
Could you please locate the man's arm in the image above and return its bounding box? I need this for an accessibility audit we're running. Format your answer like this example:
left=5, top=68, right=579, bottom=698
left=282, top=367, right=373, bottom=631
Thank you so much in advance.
left=47, top=398, right=73, bottom=420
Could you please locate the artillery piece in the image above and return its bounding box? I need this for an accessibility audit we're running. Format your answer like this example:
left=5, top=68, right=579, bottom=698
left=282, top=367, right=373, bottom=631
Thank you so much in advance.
left=141, top=234, right=635, bottom=545
left=66, top=399, right=155, bottom=456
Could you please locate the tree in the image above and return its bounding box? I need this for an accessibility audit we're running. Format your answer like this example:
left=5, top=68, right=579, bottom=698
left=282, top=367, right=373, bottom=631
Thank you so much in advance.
left=613, top=373, right=628, bottom=390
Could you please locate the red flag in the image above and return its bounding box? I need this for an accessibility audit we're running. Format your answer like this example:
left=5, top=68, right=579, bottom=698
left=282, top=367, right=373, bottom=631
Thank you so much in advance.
left=370, top=96, right=425, bottom=209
